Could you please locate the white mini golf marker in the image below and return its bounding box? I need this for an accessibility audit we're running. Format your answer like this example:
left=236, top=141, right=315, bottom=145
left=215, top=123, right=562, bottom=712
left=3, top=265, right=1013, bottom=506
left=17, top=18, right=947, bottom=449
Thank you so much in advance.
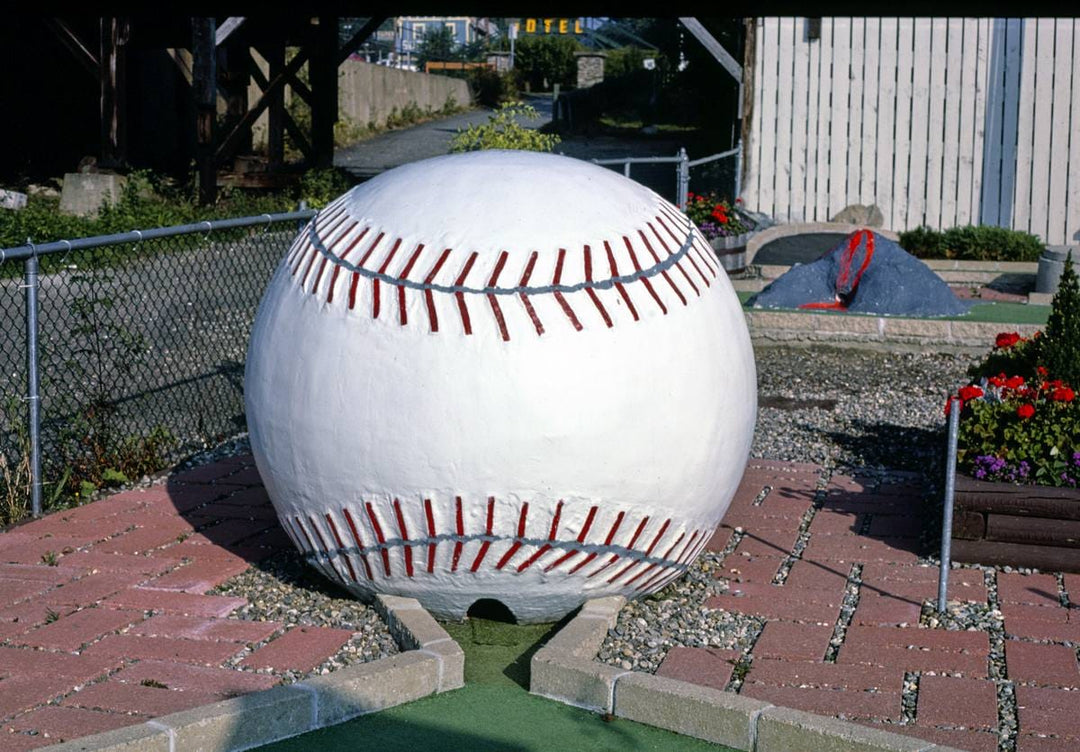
left=245, top=150, right=757, bottom=622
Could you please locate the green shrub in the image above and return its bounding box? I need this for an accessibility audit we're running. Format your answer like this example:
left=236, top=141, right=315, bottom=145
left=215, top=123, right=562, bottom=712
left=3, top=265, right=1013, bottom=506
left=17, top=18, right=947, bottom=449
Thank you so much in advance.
left=512, top=35, right=582, bottom=91
left=448, top=102, right=560, bottom=153
left=1040, top=253, right=1080, bottom=387
left=468, top=67, right=519, bottom=107
left=899, top=224, right=1044, bottom=262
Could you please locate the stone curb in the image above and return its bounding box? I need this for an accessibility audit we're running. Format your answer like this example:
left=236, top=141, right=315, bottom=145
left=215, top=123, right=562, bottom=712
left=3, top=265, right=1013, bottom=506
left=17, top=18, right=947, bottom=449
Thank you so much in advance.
left=41, top=596, right=463, bottom=752
left=530, top=597, right=967, bottom=752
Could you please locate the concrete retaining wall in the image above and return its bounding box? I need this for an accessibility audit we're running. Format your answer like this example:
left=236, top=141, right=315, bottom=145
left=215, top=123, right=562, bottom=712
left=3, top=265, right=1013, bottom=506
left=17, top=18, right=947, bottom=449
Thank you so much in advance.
left=338, top=60, right=472, bottom=128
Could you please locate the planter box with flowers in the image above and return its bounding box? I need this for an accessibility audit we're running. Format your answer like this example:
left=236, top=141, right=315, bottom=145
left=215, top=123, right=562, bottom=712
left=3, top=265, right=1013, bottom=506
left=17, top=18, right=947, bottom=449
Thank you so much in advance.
left=685, top=191, right=758, bottom=273
left=949, top=254, right=1080, bottom=572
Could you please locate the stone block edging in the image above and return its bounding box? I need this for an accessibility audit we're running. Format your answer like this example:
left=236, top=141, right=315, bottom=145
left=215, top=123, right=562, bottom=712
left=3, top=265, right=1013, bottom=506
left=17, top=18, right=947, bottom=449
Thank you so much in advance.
left=41, top=595, right=463, bottom=752
left=530, top=596, right=966, bottom=752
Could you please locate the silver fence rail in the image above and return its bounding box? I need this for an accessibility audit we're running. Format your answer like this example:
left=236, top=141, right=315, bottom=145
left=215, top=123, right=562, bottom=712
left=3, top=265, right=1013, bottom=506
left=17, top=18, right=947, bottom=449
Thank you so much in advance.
left=587, top=144, right=743, bottom=209
left=1, top=210, right=315, bottom=520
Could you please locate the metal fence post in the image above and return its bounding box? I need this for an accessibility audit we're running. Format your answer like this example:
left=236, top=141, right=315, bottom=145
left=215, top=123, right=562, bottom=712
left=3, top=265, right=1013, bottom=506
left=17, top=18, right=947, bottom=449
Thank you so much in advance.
left=297, top=201, right=308, bottom=232
left=676, top=148, right=690, bottom=210
left=24, top=253, right=42, bottom=517
left=938, top=395, right=961, bottom=613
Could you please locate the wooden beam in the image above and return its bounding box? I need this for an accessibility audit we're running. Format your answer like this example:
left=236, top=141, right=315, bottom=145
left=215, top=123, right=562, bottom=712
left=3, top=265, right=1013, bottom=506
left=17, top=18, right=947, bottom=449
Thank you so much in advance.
left=215, top=24, right=317, bottom=161
left=192, top=17, right=217, bottom=204
left=99, top=17, right=129, bottom=169
left=310, top=16, right=337, bottom=169
left=215, top=17, right=245, bottom=46
left=266, top=43, right=285, bottom=168
left=337, top=16, right=386, bottom=66
left=678, top=17, right=742, bottom=83
left=281, top=108, right=314, bottom=163
left=45, top=18, right=98, bottom=78
left=740, top=18, right=756, bottom=195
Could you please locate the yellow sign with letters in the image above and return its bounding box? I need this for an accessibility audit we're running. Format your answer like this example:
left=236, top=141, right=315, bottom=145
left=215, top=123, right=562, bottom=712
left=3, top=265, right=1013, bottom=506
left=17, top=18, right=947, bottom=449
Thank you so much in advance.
left=523, top=18, right=584, bottom=35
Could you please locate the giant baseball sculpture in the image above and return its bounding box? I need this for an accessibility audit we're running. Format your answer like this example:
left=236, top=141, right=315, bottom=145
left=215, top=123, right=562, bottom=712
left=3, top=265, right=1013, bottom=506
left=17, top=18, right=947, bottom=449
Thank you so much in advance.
left=246, top=150, right=756, bottom=623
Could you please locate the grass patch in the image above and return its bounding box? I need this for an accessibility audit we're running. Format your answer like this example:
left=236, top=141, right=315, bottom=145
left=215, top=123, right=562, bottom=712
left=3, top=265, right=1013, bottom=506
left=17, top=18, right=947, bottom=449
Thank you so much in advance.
left=738, top=291, right=1050, bottom=325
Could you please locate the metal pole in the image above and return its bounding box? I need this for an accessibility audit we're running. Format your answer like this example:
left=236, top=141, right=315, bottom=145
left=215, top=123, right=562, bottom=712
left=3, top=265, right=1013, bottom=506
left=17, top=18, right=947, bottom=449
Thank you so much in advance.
left=677, top=148, right=690, bottom=210
left=624, top=162, right=631, bottom=178
left=938, top=395, right=961, bottom=613
left=24, top=254, right=42, bottom=517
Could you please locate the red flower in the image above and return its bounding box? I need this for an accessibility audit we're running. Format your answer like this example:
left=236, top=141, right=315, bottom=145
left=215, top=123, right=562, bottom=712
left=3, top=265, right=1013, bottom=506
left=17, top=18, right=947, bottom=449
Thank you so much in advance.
left=958, top=385, right=984, bottom=403
left=1053, top=387, right=1076, bottom=402
left=1017, top=404, right=1035, bottom=420
left=995, top=332, right=1021, bottom=349
left=1037, top=366, right=1049, bottom=376
left=1004, top=375, right=1025, bottom=390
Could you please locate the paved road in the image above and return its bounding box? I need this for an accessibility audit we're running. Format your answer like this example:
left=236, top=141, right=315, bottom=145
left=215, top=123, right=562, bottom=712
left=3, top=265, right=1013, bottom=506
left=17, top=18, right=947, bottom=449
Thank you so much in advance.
left=335, top=95, right=692, bottom=202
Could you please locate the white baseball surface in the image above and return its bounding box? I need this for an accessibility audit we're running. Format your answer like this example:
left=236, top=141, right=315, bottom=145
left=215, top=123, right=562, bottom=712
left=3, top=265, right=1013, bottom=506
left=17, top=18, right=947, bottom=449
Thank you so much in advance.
left=245, top=150, right=757, bottom=623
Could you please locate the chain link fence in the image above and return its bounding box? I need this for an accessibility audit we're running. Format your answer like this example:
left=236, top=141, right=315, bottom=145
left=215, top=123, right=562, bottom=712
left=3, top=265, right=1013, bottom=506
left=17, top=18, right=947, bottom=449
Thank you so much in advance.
left=589, top=146, right=743, bottom=209
left=0, top=211, right=314, bottom=523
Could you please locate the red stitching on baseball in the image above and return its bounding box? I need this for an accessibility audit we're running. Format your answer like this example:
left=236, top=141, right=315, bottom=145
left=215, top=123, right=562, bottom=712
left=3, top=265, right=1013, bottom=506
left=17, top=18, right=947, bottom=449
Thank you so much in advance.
left=648, top=222, right=699, bottom=296
left=424, top=249, right=452, bottom=332
left=424, top=498, right=437, bottom=573
left=644, top=518, right=672, bottom=556
left=659, top=203, right=719, bottom=276
left=451, top=496, right=464, bottom=572
left=518, top=252, right=544, bottom=336
left=348, top=231, right=386, bottom=309
left=455, top=253, right=479, bottom=335
left=496, top=502, right=530, bottom=570
left=365, top=501, right=392, bottom=576
left=661, top=531, right=686, bottom=561
left=583, top=246, right=613, bottom=327
left=553, top=249, right=583, bottom=331
left=372, top=238, right=402, bottom=320
left=543, top=505, right=597, bottom=573
left=325, top=513, right=358, bottom=583
left=516, top=499, right=562, bottom=572
left=487, top=251, right=511, bottom=341
left=604, top=241, right=639, bottom=321
left=656, top=215, right=711, bottom=288
left=470, top=497, right=497, bottom=572
left=343, top=507, right=375, bottom=581
left=636, top=231, right=687, bottom=306
left=293, top=515, right=316, bottom=553
left=328, top=227, right=370, bottom=304
left=397, top=244, right=425, bottom=325
left=392, top=499, right=414, bottom=578
left=622, top=237, right=666, bottom=315
left=307, top=514, right=340, bottom=579
left=312, top=220, right=358, bottom=295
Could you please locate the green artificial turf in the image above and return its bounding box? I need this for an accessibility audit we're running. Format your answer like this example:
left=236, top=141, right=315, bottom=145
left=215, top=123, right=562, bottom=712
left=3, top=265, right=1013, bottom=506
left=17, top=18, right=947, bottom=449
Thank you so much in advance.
left=257, top=616, right=737, bottom=752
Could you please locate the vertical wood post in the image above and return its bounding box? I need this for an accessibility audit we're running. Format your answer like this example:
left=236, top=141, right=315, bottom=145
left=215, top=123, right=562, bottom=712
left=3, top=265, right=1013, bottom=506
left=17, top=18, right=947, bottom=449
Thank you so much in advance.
left=310, top=16, right=338, bottom=169
left=740, top=18, right=756, bottom=200
left=267, top=43, right=286, bottom=168
left=192, top=18, right=217, bottom=204
left=99, top=17, right=128, bottom=169
left=222, top=44, right=252, bottom=156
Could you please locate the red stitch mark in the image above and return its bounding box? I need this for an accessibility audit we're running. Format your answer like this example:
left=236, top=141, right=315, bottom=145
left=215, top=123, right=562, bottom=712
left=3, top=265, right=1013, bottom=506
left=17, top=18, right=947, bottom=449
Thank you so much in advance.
left=568, top=508, right=619, bottom=574
left=656, top=215, right=710, bottom=287
left=659, top=203, right=719, bottom=276
left=649, top=222, right=700, bottom=296
left=397, top=244, right=425, bottom=325
left=289, top=241, right=311, bottom=276
left=543, top=505, right=598, bottom=573
left=325, top=513, right=358, bottom=583
left=365, top=502, right=392, bottom=576
left=424, top=499, right=437, bottom=573
left=635, top=564, right=674, bottom=592
left=569, top=552, right=598, bottom=574
left=293, top=516, right=316, bottom=552
left=312, top=219, right=358, bottom=295
left=518, top=251, right=544, bottom=336
left=517, top=500, right=562, bottom=572
left=451, top=496, right=464, bottom=572
left=348, top=232, right=386, bottom=311
left=372, top=238, right=402, bottom=320
left=637, top=231, right=687, bottom=305
left=455, top=253, right=479, bottom=335
left=645, top=519, right=672, bottom=556
left=291, top=206, right=344, bottom=269
left=299, top=245, right=321, bottom=288
left=470, top=497, right=496, bottom=572
left=424, top=249, right=452, bottom=332
left=661, top=531, right=687, bottom=561
left=552, top=249, right=583, bottom=331
left=342, top=508, right=375, bottom=581
left=582, top=246, right=613, bottom=327
left=307, top=515, right=338, bottom=577
left=604, top=241, right=639, bottom=320
left=623, top=562, right=657, bottom=587
left=392, top=499, right=414, bottom=578
left=496, top=502, right=530, bottom=570
left=588, top=513, right=645, bottom=579
left=327, top=227, right=370, bottom=304
left=487, top=251, right=511, bottom=341
left=676, top=530, right=705, bottom=566
left=621, top=237, right=666, bottom=314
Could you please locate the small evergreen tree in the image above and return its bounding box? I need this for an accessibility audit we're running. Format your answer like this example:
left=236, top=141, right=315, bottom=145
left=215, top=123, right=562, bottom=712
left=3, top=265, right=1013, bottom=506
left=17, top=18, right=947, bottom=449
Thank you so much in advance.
left=1040, top=252, right=1080, bottom=387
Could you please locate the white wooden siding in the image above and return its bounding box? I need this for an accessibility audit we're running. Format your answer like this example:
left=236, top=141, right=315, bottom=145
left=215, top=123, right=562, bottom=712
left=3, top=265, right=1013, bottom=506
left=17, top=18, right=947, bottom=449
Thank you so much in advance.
left=743, top=17, right=1080, bottom=245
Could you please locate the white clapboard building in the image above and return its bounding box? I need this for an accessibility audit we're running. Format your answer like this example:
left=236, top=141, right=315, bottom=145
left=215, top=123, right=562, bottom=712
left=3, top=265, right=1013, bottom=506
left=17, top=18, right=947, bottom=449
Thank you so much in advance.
left=741, top=18, right=1080, bottom=245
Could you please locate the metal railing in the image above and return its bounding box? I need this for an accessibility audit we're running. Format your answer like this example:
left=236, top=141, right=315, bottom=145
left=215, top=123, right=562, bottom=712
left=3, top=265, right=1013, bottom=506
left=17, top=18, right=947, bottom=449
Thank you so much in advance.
left=1, top=210, right=315, bottom=519
left=588, top=144, right=743, bottom=209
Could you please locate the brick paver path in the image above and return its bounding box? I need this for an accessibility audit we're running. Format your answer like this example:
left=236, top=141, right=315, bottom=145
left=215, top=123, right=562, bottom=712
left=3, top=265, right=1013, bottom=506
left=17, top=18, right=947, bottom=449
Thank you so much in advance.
left=0, top=456, right=363, bottom=751
left=656, top=459, right=1080, bottom=752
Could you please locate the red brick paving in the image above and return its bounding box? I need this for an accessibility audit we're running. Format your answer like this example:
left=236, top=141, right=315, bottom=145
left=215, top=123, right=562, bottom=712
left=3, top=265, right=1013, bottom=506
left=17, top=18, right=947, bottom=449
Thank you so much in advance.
left=752, top=620, right=834, bottom=661
left=655, top=647, right=738, bottom=691
left=239, top=625, right=354, bottom=673
left=1006, top=642, right=1080, bottom=687
left=0, top=456, right=392, bottom=749
left=916, top=675, right=998, bottom=729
